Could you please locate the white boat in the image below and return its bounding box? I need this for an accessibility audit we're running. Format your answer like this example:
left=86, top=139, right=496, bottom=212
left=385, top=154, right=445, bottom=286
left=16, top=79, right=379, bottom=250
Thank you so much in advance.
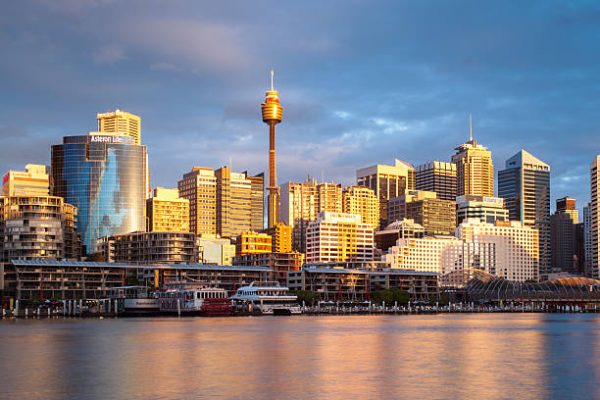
left=108, top=286, right=160, bottom=315
left=230, top=281, right=301, bottom=315
left=155, top=285, right=232, bottom=316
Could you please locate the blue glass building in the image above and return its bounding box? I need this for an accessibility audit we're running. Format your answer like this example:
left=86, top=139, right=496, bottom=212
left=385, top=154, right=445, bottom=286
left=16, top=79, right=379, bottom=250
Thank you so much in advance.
left=51, top=133, right=147, bottom=254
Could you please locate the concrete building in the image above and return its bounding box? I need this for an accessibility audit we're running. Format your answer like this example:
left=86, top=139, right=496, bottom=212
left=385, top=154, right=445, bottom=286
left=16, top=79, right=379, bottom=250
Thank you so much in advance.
left=146, top=187, right=190, bottom=232
left=233, top=252, right=303, bottom=285
left=415, top=161, right=457, bottom=201
left=375, top=219, right=425, bottom=253
left=97, top=109, right=141, bottom=145
left=306, top=212, right=374, bottom=263
left=2, top=260, right=271, bottom=300
left=342, top=185, right=380, bottom=229
left=51, top=132, right=147, bottom=254
left=245, top=172, right=265, bottom=232
left=383, top=235, right=463, bottom=275
left=178, top=167, right=217, bottom=236
left=215, top=166, right=252, bottom=238
left=356, top=159, right=415, bottom=228
left=590, top=156, right=600, bottom=278
left=99, top=231, right=198, bottom=264
left=456, top=195, right=509, bottom=225
left=498, top=149, right=551, bottom=280
left=388, top=190, right=456, bottom=235
left=236, top=231, right=273, bottom=256
left=197, top=235, right=235, bottom=265
left=551, top=197, right=579, bottom=273
left=0, top=195, right=81, bottom=262
left=457, top=219, right=539, bottom=282
left=451, top=124, right=494, bottom=197
left=317, top=182, right=343, bottom=213
left=263, top=222, right=293, bottom=253
left=584, top=203, right=593, bottom=277
left=2, top=164, right=50, bottom=196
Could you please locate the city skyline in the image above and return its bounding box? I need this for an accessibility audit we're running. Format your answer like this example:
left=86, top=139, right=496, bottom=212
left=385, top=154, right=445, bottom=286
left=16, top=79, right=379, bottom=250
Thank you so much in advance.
left=2, top=1, right=600, bottom=212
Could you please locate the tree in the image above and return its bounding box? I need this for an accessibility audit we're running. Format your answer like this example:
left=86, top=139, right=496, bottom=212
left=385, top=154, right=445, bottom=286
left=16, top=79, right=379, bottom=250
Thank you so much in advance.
left=372, top=288, right=410, bottom=305
left=290, top=290, right=320, bottom=306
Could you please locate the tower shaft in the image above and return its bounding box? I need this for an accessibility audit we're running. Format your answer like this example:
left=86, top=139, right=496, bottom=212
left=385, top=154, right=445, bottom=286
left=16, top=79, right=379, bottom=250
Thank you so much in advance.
left=268, top=121, right=279, bottom=227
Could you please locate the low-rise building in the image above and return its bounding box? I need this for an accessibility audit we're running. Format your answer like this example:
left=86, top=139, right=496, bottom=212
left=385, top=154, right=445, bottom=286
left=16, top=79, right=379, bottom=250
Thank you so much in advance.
left=197, top=234, right=235, bottom=265
left=236, top=231, right=273, bottom=256
left=98, top=231, right=198, bottom=264
left=233, top=252, right=304, bottom=285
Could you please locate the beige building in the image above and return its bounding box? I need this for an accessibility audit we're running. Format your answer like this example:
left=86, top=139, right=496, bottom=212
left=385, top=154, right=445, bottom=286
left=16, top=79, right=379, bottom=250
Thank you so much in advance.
left=306, top=212, right=374, bottom=263
left=388, top=190, right=456, bottom=235
left=97, top=109, right=142, bottom=145
left=452, top=135, right=494, bottom=197
left=2, top=164, right=49, bottom=196
left=197, top=234, right=235, bottom=265
left=356, top=159, right=415, bottom=228
left=383, top=235, right=463, bottom=274
left=590, top=156, right=600, bottom=278
left=246, top=172, right=265, bottom=231
left=456, top=195, right=509, bottom=225
left=317, top=182, right=343, bottom=213
left=146, top=187, right=190, bottom=232
left=0, top=195, right=80, bottom=261
left=457, top=219, right=540, bottom=282
left=215, top=166, right=252, bottom=238
left=179, top=167, right=217, bottom=235
left=342, top=185, right=380, bottom=229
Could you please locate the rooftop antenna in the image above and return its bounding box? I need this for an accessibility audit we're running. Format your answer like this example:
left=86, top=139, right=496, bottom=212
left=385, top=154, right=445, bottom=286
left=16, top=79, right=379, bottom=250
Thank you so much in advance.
left=270, top=68, right=275, bottom=91
left=469, top=113, right=473, bottom=142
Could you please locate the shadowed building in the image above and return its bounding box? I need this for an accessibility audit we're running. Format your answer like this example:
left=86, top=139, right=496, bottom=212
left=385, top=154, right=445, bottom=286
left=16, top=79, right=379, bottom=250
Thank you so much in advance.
left=551, top=197, right=579, bottom=273
left=415, top=161, right=457, bottom=201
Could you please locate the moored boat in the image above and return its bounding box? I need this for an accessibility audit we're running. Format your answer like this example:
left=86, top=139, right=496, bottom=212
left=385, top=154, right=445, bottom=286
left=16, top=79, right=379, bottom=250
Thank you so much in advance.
left=230, top=281, right=301, bottom=315
left=155, top=285, right=232, bottom=316
left=108, top=286, right=161, bottom=316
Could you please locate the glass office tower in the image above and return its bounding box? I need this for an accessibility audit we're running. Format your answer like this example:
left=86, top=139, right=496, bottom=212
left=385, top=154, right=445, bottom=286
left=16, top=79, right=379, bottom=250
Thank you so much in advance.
left=51, top=133, right=147, bottom=254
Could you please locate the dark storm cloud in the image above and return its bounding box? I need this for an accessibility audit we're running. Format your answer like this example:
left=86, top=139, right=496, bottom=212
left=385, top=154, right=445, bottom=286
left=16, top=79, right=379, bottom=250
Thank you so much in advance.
left=1, top=0, right=599, bottom=210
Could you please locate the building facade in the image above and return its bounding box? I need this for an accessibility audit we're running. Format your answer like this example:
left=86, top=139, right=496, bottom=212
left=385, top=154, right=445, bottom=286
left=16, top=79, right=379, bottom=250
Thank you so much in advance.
left=388, top=190, right=456, bottom=235
left=451, top=137, right=494, bottom=197
left=233, top=252, right=303, bottom=285
left=456, top=195, right=509, bottom=225
left=550, top=197, right=579, bottom=273
left=306, top=212, right=374, bottom=263
left=178, top=167, right=217, bottom=236
left=415, top=161, right=457, bottom=201
left=246, top=171, right=265, bottom=232
left=590, top=156, right=600, bottom=279
left=498, top=150, right=551, bottom=279
left=236, top=231, right=273, bottom=256
left=97, top=109, right=142, bottom=145
left=197, top=234, right=235, bottom=265
left=146, top=187, right=190, bottom=232
left=51, top=132, right=147, bottom=254
left=356, top=159, right=415, bottom=228
left=99, top=231, right=198, bottom=264
left=342, top=185, right=380, bottom=229
left=2, top=164, right=49, bottom=196
left=0, top=195, right=80, bottom=261
left=263, top=222, right=293, bottom=253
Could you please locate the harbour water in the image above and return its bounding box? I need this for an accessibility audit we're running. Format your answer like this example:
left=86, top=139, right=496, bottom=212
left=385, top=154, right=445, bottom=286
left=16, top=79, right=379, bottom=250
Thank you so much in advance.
left=1, top=314, right=599, bottom=399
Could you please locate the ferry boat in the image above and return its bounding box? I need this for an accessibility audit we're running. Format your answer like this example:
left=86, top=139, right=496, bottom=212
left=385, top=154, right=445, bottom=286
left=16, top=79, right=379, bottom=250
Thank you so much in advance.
left=108, top=286, right=160, bottom=316
left=155, top=285, right=232, bottom=316
left=230, top=281, right=301, bottom=315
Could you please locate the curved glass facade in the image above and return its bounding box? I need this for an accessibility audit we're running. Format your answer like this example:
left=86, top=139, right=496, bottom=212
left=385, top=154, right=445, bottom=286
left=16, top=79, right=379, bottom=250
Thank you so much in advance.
left=51, top=133, right=147, bottom=254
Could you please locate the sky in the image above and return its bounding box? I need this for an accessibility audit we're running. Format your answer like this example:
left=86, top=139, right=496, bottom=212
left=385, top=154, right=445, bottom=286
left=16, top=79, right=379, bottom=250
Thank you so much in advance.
left=1, top=0, right=600, bottom=212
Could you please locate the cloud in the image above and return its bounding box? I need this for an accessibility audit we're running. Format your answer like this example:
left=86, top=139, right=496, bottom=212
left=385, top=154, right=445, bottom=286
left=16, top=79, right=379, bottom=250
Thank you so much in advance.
left=93, top=45, right=126, bottom=65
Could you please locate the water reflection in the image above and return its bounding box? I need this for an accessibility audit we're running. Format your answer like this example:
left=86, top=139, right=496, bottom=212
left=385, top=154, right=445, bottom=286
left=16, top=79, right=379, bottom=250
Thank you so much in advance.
left=1, top=315, right=600, bottom=399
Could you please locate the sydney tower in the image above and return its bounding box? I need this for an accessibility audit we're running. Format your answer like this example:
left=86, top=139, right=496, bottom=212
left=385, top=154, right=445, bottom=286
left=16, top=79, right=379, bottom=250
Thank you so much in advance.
left=261, top=70, right=283, bottom=228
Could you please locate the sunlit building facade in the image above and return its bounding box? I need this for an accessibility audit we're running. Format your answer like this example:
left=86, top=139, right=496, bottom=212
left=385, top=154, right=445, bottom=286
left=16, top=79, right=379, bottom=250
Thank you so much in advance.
left=97, top=109, right=142, bottom=145
left=51, top=133, right=147, bottom=254
left=146, top=187, right=190, bottom=232
left=263, top=222, right=293, bottom=253
left=342, top=185, right=380, bottom=229
left=99, top=231, right=198, bottom=264
left=452, top=137, right=494, bottom=197
left=388, top=190, right=455, bottom=235
left=590, top=156, right=600, bottom=279
left=178, top=167, right=217, bottom=236
left=2, top=164, right=50, bottom=196
left=456, top=195, right=509, bottom=225
left=236, top=231, right=273, bottom=256
left=197, top=234, right=235, bottom=265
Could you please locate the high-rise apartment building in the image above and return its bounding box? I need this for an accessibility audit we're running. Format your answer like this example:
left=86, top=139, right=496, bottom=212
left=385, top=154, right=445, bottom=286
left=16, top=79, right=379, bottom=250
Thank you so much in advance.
left=356, top=159, right=415, bottom=228
left=2, top=164, right=50, bottom=196
left=245, top=171, right=265, bottom=231
left=451, top=124, right=494, bottom=197
left=415, top=161, right=457, bottom=201
left=498, top=150, right=550, bottom=279
left=456, top=195, right=509, bottom=225
left=317, top=183, right=343, bottom=213
left=178, top=167, right=217, bottom=236
left=51, top=132, right=147, bottom=254
left=342, top=186, right=380, bottom=229
left=97, top=109, right=142, bottom=145
left=583, top=203, right=593, bottom=277
left=215, top=166, right=252, bottom=238
left=306, top=212, right=374, bottom=263
left=146, top=187, right=190, bottom=232
left=0, top=195, right=80, bottom=261
left=263, top=222, right=293, bottom=253
left=590, top=156, right=600, bottom=279
left=550, top=197, right=579, bottom=273
left=387, top=190, right=456, bottom=235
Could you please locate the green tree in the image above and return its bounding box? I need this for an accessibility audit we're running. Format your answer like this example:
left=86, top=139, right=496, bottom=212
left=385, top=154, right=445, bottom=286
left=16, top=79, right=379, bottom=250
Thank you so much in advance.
left=291, top=290, right=320, bottom=306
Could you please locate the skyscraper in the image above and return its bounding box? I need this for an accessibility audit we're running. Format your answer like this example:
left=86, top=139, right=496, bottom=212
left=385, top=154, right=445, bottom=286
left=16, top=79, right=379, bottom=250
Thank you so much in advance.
left=215, top=166, right=252, bottom=238
left=51, top=132, right=147, bottom=254
left=2, top=164, right=49, bottom=196
left=415, top=161, right=457, bottom=201
left=583, top=203, right=593, bottom=277
left=178, top=167, right=217, bottom=236
left=498, top=149, right=550, bottom=279
left=590, top=156, right=600, bottom=279
left=356, top=159, right=415, bottom=228
left=342, top=185, right=380, bottom=229
left=97, top=109, right=142, bottom=145
left=550, top=197, right=579, bottom=273
left=451, top=117, right=494, bottom=197
left=245, top=171, right=265, bottom=231
left=261, top=70, right=283, bottom=228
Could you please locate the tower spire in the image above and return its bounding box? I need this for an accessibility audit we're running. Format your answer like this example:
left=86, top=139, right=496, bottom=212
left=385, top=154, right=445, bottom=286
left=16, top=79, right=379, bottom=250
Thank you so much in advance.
left=469, top=113, right=473, bottom=142
left=270, top=69, right=275, bottom=91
